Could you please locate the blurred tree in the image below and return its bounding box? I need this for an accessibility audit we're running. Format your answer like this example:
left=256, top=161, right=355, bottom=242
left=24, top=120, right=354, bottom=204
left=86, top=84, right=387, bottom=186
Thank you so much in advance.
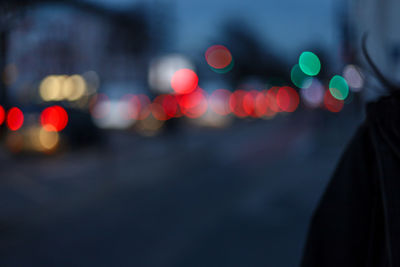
left=216, top=19, right=290, bottom=87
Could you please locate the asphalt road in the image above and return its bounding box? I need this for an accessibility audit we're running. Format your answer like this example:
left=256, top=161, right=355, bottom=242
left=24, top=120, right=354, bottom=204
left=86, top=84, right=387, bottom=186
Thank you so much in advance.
left=0, top=111, right=361, bottom=266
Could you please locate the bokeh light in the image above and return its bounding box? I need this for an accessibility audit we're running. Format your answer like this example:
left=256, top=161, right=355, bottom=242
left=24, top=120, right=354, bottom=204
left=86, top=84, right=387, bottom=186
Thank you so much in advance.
left=90, top=94, right=110, bottom=119
left=276, top=86, right=299, bottom=113
left=6, top=107, right=24, bottom=131
left=121, top=94, right=141, bottom=120
left=242, top=90, right=269, bottom=118
left=40, top=106, right=68, bottom=132
left=152, top=94, right=178, bottom=121
left=209, top=89, right=232, bottom=116
left=137, top=94, right=152, bottom=120
left=209, top=59, right=234, bottom=74
left=135, top=115, right=164, bottom=137
left=92, top=99, right=136, bottom=130
left=243, top=90, right=258, bottom=117
left=151, top=101, right=168, bottom=121
left=192, top=108, right=233, bottom=128
left=299, top=51, right=321, bottom=76
left=291, top=64, right=312, bottom=89
left=39, top=75, right=64, bottom=101
left=178, top=88, right=208, bottom=118
left=162, top=94, right=179, bottom=118
left=300, top=79, right=324, bottom=108
left=343, top=64, right=364, bottom=92
left=171, top=69, right=199, bottom=95
left=329, top=75, right=349, bottom=100
left=265, top=87, right=281, bottom=113
left=39, top=126, right=59, bottom=151
left=229, top=90, right=248, bottom=118
left=62, top=75, right=87, bottom=101
left=0, top=105, right=5, bottom=125
left=262, top=90, right=277, bottom=119
left=254, top=91, right=268, bottom=117
left=344, top=90, right=354, bottom=104
left=324, top=90, right=344, bottom=113
left=205, top=45, right=234, bottom=73
left=40, top=74, right=87, bottom=102
left=148, top=54, right=195, bottom=94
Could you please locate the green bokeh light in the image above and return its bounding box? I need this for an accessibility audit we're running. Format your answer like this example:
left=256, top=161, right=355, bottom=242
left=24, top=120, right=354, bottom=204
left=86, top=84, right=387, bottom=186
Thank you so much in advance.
left=329, top=75, right=349, bottom=100
left=344, top=90, right=354, bottom=104
left=299, top=52, right=321, bottom=76
left=209, top=58, right=234, bottom=74
left=291, top=64, right=312, bottom=89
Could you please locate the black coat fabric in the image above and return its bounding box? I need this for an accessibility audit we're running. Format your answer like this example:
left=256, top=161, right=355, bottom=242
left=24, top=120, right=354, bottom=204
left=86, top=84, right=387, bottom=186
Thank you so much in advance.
left=301, top=92, right=400, bottom=267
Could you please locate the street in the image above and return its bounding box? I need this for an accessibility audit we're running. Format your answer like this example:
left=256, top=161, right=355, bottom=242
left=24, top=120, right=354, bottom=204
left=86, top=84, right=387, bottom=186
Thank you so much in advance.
left=0, top=111, right=360, bottom=267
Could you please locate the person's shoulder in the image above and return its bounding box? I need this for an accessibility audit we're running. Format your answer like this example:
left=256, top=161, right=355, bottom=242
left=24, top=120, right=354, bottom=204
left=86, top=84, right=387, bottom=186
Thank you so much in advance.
left=366, top=91, right=400, bottom=151
left=366, top=91, right=400, bottom=120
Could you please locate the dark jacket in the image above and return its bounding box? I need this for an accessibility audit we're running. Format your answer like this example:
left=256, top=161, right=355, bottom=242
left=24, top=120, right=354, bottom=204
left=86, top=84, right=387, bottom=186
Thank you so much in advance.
left=301, top=92, right=400, bottom=267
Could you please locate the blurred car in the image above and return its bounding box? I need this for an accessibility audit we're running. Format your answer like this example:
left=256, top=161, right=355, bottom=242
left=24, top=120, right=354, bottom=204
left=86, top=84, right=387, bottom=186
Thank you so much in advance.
left=2, top=104, right=102, bottom=155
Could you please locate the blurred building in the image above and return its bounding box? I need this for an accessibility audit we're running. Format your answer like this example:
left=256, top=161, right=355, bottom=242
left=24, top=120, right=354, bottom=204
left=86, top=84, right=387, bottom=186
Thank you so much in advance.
left=4, top=1, right=171, bottom=104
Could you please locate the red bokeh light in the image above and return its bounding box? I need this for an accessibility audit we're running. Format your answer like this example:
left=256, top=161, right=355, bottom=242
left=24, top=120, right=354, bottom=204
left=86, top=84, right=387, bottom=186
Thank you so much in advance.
left=121, top=94, right=141, bottom=120
left=0, top=105, right=5, bottom=125
left=7, top=107, right=24, bottom=131
left=172, top=97, right=184, bottom=118
left=276, top=86, right=299, bottom=113
left=171, top=69, right=199, bottom=95
left=265, top=87, right=281, bottom=113
left=324, top=90, right=344, bottom=113
left=151, top=102, right=167, bottom=121
left=242, top=90, right=269, bottom=118
left=161, top=94, right=178, bottom=118
left=205, top=45, right=233, bottom=69
left=40, top=106, right=68, bottom=132
left=254, top=91, right=268, bottom=117
left=243, top=90, right=259, bottom=118
left=261, top=89, right=276, bottom=118
left=209, top=89, right=231, bottom=116
left=229, top=90, right=248, bottom=118
left=137, top=94, right=152, bottom=120
left=152, top=94, right=178, bottom=121
left=178, top=88, right=208, bottom=118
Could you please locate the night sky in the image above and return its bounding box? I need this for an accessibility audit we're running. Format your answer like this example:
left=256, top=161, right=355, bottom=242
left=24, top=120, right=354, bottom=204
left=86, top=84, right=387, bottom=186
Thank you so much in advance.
left=84, top=0, right=339, bottom=60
